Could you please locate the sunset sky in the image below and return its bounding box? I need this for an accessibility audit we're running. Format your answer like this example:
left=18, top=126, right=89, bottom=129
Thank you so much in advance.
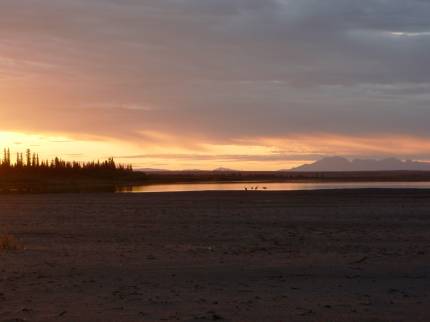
left=1, top=0, right=430, bottom=170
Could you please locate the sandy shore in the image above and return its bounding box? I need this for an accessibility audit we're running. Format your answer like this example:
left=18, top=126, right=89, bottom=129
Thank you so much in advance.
left=0, top=189, right=429, bottom=321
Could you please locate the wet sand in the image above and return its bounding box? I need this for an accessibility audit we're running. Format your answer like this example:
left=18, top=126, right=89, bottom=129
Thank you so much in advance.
left=0, top=189, right=429, bottom=321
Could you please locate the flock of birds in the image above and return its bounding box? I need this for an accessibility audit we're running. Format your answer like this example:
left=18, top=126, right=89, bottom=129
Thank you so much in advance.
left=244, top=186, right=268, bottom=191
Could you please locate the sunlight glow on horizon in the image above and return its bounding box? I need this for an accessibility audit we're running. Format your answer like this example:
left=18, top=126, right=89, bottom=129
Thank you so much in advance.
left=1, top=131, right=429, bottom=171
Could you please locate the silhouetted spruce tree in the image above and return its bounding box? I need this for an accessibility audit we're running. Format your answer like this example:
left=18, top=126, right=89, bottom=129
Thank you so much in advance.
left=0, top=148, right=133, bottom=179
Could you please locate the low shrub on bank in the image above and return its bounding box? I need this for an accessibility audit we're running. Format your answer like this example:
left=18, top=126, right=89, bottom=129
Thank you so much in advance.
left=0, top=234, right=23, bottom=252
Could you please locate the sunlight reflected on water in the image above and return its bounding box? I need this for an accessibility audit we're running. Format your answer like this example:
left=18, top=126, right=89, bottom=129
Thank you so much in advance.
left=117, top=181, right=430, bottom=193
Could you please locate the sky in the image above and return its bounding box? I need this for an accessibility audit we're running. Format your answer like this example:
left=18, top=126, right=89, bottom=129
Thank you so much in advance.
left=1, top=0, right=430, bottom=170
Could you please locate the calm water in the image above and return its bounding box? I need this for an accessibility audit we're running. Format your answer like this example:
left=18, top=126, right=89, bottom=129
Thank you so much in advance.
left=117, top=181, right=430, bottom=193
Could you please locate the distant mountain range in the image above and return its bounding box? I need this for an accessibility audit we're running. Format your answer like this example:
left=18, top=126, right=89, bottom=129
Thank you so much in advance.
left=136, top=168, right=171, bottom=172
left=288, top=156, right=430, bottom=172
left=213, top=167, right=238, bottom=172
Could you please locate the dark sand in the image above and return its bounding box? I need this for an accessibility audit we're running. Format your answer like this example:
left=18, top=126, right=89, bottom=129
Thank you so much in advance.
left=0, top=189, right=429, bottom=321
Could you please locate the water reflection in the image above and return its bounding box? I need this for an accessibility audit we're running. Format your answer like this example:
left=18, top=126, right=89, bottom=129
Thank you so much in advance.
left=117, top=181, right=430, bottom=193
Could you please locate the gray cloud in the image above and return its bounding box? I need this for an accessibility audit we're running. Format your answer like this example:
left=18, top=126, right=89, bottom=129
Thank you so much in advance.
left=1, top=0, right=430, bottom=144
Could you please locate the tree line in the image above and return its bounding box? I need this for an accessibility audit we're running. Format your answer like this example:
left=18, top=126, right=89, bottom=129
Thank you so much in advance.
left=0, top=148, right=133, bottom=177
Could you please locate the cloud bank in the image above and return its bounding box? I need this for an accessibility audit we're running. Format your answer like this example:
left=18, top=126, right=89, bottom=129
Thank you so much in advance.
left=1, top=0, right=430, bottom=163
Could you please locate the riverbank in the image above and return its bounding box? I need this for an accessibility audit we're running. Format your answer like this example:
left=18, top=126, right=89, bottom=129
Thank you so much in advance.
left=0, top=190, right=429, bottom=321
